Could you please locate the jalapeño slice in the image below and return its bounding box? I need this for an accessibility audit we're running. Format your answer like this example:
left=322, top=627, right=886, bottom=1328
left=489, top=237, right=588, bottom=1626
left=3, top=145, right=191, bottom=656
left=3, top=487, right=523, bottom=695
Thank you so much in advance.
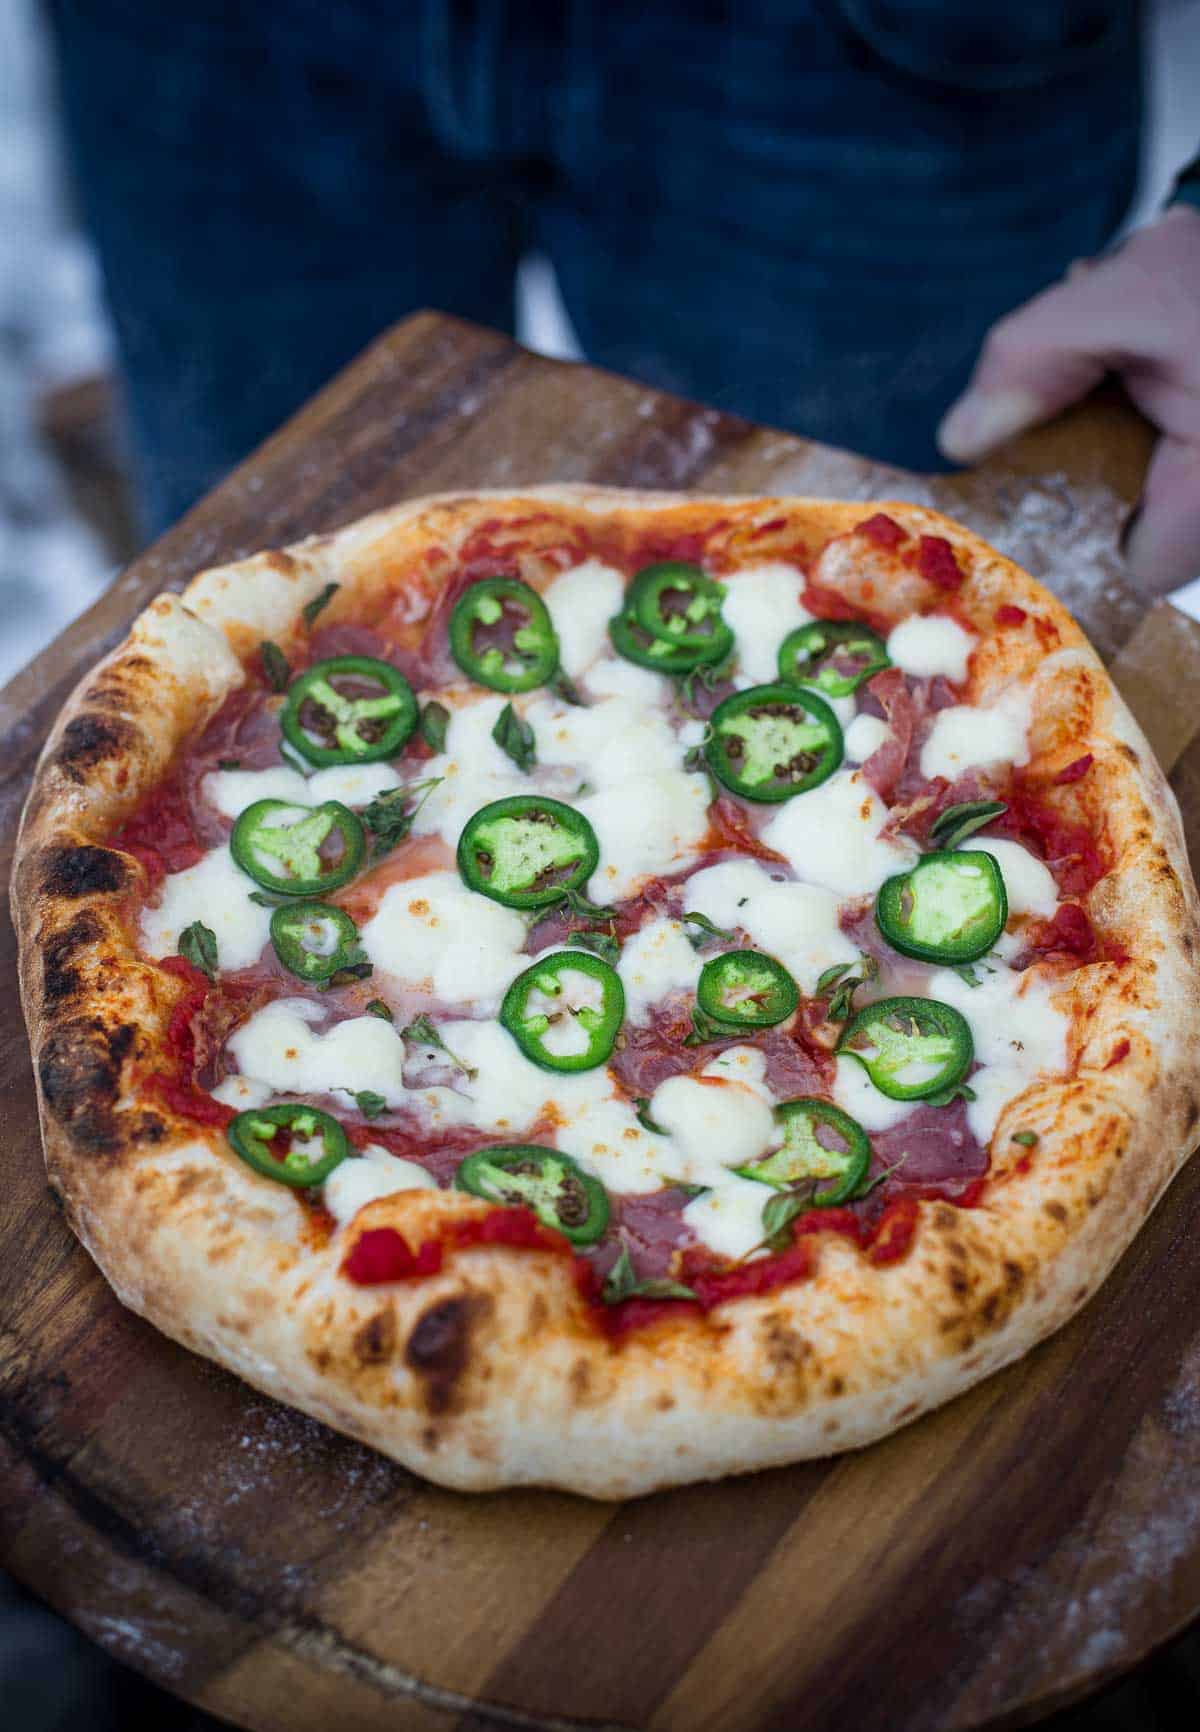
left=704, top=682, right=843, bottom=802
left=838, top=995, right=973, bottom=1102
left=449, top=577, right=559, bottom=692
left=778, top=620, right=890, bottom=697
left=609, top=609, right=733, bottom=674
left=280, top=656, right=417, bottom=767
left=875, top=849, right=1007, bottom=965
left=734, top=1099, right=871, bottom=1207
left=231, top=798, right=365, bottom=896
left=500, top=951, right=625, bottom=1072
left=270, top=901, right=364, bottom=983
left=454, top=1145, right=610, bottom=1245
left=629, top=561, right=728, bottom=652
left=457, top=794, right=599, bottom=909
left=696, top=950, right=799, bottom=1030
left=228, top=1103, right=349, bottom=1188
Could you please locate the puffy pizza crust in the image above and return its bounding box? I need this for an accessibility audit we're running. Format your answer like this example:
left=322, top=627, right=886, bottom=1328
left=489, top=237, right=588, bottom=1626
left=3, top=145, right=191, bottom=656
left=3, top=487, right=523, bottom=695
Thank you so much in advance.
left=12, top=487, right=1200, bottom=1498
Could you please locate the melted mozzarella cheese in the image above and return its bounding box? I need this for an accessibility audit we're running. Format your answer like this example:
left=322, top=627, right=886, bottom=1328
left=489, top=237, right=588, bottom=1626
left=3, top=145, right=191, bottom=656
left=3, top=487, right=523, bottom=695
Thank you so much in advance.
left=763, top=770, right=917, bottom=898
left=722, top=563, right=812, bottom=684
left=210, top=1073, right=272, bottom=1111
left=564, top=1096, right=681, bottom=1194
left=581, top=771, right=710, bottom=902
left=411, top=695, right=532, bottom=846
left=583, top=655, right=667, bottom=705
left=886, top=614, right=975, bottom=683
left=323, top=1143, right=438, bottom=1227
left=831, top=1053, right=915, bottom=1131
left=963, top=837, right=1058, bottom=918
left=306, top=762, right=403, bottom=807
left=926, top=963, right=1068, bottom=1141
left=682, top=858, right=858, bottom=994
left=542, top=559, right=626, bottom=676
left=202, top=765, right=307, bottom=819
left=438, top=1018, right=613, bottom=1134
left=617, top=917, right=702, bottom=1020
left=227, top=1000, right=409, bottom=1104
left=361, top=870, right=527, bottom=1010
left=843, top=713, right=892, bottom=764
left=522, top=695, right=680, bottom=788
left=683, top=1177, right=773, bottom=1261
left=701, top=1045, right=774, bottom=1102
left=648, top=1072, right=777, bottom=1186
left=140, top=845, right=272, bottom=971
left=920, top=689, right=1031, bottom=781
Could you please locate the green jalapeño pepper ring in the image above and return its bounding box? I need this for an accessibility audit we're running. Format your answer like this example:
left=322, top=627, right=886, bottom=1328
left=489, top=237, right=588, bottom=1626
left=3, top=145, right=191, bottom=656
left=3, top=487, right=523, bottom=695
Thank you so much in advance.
left=704, top=682, right=843, bottom=801
left=838, top=995, right=973, bottom=1101
left=457, top=794, right=600, bottom=909
left=454, top=1145, right=610, bottom=1245
left=628, top=561, right=729, bottom=653
left=228, top=1103, right=349, bottom=1188
left=734, top=1098, right=871, bottom=1206
left=608, top=608, right=733, bottom=674
left=280, top=656, right=417, bottom=767
left=777, top=619, right=890, bottom=697
left=231, top=798, right=366, bottom=896
left=448, top=577, right=559, bottom=692
left=696, top=949, right=799, bottom=1030
left=875, top=849, right=1007, bottom=965
left=500, top=951, right=625, bottom=1071
left=270, top=901, right=364, bottom=983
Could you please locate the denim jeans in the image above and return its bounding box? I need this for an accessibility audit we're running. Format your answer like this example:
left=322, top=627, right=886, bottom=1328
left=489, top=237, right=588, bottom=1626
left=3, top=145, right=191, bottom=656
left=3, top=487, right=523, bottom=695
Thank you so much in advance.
left=47, top=0, right=1143, bottom=535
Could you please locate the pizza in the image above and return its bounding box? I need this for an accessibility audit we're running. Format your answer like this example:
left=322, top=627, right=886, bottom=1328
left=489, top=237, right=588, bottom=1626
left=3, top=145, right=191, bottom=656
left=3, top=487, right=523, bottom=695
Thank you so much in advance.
left=13, top=486, right=1200, bottom=1498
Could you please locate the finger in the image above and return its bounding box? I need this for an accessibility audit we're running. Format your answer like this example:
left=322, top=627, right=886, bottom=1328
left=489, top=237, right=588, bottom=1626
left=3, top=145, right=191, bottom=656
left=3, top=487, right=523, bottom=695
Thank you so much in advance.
left=1122, top=434, right=1200, bottom=595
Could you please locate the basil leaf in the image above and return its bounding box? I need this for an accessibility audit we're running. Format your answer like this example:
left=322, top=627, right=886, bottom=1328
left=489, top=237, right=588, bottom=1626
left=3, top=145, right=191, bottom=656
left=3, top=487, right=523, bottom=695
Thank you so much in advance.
left=365, top=999, right=394, bottom=1021
left=302, top=582, right=339, bottom=627
left=248, top=889, right=296, bottom=908
left=824, top=956, right=879, bottom=1022
left=815, top=961, right=853, bottom=995
left=178, top=920, right=218, bottom=981
left=953, top=964, right=981, bottom=987
left=419, top=701, right=450, bottom=753
left=352, top=1090, right=388, bottom=1119
left=321, top=950, right=373, bottom=990
left=553, top=671, right=586, bottom=707
left=566, top=929, right=621, bottom=964
left=924, top=1081, right=978, bottom=1107
left=491, top=702, right=537, bottom=773
left=601, top=1247, right=697, bottom=1305
left=1011, top=1130, right=1039, bottom=1147
left=850, top=1151, right=910, bottom=1201
left=760, top=1191, right=808, bottom=1252
left=399, top=1014, right=477, bottom=1078
left=683, top=1005, right=724, bottom=1047
left=682, top=910, right=736, bottom=949
left=558, top=886, right=618, bottom=923
left=633, top=1097, right=668, bottom=1135
left=929, top=800, right=1007, bottom=851
left=362, top=777, right=443, bottom=857
left=260, top=641, right=290, bottom=692
left=628, top=1278, right=699, bottom=1301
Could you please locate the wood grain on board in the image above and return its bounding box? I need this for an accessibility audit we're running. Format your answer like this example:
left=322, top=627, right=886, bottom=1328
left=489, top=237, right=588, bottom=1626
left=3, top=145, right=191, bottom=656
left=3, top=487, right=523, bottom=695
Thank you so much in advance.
left=3, top=312, right=1200, bottom=1732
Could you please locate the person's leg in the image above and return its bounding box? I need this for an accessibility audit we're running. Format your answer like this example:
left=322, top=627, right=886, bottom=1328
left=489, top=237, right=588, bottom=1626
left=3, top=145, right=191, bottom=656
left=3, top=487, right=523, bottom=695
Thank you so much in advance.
left=543, top=0, right=1142, bottom=470
left=46, top=0, right=528, bottom=532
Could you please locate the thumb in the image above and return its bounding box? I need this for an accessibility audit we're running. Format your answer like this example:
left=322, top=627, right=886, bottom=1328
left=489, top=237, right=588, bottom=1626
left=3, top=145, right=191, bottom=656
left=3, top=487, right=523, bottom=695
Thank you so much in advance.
left=1122, top=433, right=1200, bottom=594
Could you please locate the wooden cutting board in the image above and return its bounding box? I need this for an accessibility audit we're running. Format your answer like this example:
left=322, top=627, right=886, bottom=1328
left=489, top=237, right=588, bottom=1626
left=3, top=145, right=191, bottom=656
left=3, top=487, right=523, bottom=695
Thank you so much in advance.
left=4, top=312, right=1200, bottom=1732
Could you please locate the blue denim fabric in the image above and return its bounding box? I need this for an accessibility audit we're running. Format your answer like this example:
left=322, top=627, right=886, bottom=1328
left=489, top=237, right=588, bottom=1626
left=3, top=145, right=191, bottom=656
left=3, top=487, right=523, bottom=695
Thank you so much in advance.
left=47, top=0, right=1144, bottom=532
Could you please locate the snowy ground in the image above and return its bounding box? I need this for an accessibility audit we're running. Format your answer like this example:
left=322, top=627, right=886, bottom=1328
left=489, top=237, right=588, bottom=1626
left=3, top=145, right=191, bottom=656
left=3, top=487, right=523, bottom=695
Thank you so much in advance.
left=2, top=0, right=1198, bottom=685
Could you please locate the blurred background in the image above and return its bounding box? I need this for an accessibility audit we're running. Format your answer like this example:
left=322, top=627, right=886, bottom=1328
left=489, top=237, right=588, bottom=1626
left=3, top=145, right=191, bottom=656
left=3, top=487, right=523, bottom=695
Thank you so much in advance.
left=4, top=0, right=1200, bottom=1725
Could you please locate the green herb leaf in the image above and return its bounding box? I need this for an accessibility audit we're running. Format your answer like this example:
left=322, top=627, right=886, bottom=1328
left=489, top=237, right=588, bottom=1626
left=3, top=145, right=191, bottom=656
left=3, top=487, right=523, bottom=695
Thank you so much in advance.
left=759, top=1191, right=808, bottom=1252
left=953, top=964, right=981, bottom=988
left=678, top=659, right=731, bottom=716
left=815, top=961, right=854, bottom=995
left=566, top=929, right=621, bottom=964
left=553, top=671, right=586, bottom=707
left=683, top=1005, right=724, bottom=1047
left=399, top=1014, right=477, bottom=1078
left=352, top=1090, right=388, bottom=1119
left=929, top=800, right=1007, bottom=851
left=1011, top=1130, right=1039, bottom=1147
left=217, top=758, right=241, bottom=771
left=633, top=1097, right=668, bottom=1135
left=302, top=582, right=339, bottom=628
left=260, top=640, right=290, bottom=692
left=557, top=886, right=618, bottom=924
left=924, top=1081, right=978, bottom=1107
left=178, top=920, right=218, bottom=981
left=682, top=910, right=737, bottom=950
left=491, top=702, right=537, bottom=773
left=601, top=1246, right=697, bottom=1305
left=850, top=1150, right=910, bottom=1201
left=362, top=777, right=443, bottom=857
left=365, top=999, right=394, bottom=1021
left=823, top=955, right=879, bottom=1022
left=419, top=701, right=450, bottom=753
left=247, top=889, right=297, bottom=908
left=321, top=949, right=373, bottom=990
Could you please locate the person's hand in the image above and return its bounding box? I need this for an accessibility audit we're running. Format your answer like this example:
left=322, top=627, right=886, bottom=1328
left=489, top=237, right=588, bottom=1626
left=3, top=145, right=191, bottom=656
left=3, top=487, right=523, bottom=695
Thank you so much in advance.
left=937, top=204, right=1200, bottom=596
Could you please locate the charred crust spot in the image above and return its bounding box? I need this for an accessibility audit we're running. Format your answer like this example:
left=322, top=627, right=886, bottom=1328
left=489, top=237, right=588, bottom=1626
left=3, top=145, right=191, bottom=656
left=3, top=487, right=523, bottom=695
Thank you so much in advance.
left=263, top=551, right=298, bottom=576
left=41, top=845, right=128, bottom=900
left=932, top=1205, right=957, bottom=1232
left=526, top=1293, right=549, bottom=1333
left=1185, top=1092, right=1200, bottom=1133
left=54, top=713, right=139, bottom=782
left=42, top=911, right=104, bottom=1001
left=1044, top=1199, right=1069, bottom=1224
left=38, top=1017, right=136, bottom=1154
left=829, top=1375, right=846, bottom=1397
left=405, top=1293, right=490, bottom=1415
left=1002, top=1260, right=1024, bottom=1292
left=569, top=1358, right=593, bottom=1402
left=943, top=1237, right=968, bottom=1263
left=353, top=1309, right=397, bottom=1366
left=980, top=1294, right=1000, bottom=1325
left=654, top=1392, right=676, bottom=1411
left=947, top=1266, right=970, bottom=1298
